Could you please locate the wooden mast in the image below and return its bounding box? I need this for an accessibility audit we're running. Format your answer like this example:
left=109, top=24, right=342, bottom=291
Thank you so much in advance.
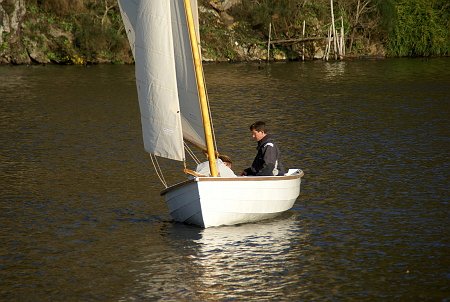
left=183, top=0, right=218, bottom=177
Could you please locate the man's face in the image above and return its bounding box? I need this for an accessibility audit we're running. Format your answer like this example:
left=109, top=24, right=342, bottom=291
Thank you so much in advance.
left=251, top=129, right=265, bottom=142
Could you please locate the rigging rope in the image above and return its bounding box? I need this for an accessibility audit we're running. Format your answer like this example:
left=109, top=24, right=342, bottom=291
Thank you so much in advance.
left=184, top=141, right=201, bottom=165
left=149, top=142, right=203, bottom=188
left=149, top=154, right=168, bottom=188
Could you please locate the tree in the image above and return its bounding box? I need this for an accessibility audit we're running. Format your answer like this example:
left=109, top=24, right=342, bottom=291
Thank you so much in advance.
left=388, top=0, right=449, bottom=56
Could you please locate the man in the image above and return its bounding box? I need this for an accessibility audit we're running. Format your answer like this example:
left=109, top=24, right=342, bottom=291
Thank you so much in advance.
left=241, top=121, right=285, bottom=176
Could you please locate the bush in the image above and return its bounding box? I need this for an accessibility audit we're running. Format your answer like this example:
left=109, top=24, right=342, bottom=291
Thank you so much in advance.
left=387, top=0, right=450, bottom=56
left=33, top=0, right=85, bottom=16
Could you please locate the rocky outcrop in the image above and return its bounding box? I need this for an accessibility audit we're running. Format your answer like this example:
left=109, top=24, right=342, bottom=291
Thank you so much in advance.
left=209, top=0, right=241, bottom=27
left=0, top=0, right=28, bottom=64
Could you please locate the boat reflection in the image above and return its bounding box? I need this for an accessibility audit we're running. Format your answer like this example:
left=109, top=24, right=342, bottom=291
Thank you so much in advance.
left=119, top=214, right=309, bottom=301
left=186, top=214, right=309, bottom=301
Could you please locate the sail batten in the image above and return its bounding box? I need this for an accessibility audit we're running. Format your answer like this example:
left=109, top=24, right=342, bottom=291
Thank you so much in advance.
left=118, top=0, right=206, bottom=161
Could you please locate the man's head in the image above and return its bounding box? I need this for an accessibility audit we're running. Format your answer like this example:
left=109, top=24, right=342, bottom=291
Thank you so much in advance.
left=249, top=121, right=267, bottom=142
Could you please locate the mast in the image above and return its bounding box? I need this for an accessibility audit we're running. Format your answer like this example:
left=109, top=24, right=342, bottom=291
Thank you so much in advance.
left=183, top=0, right=218, bottom=177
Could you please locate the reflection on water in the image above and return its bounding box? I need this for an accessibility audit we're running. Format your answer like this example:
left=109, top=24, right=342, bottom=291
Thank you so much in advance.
left=191, top=215, right=305, bottom=301
left=323, top=61, right=347, bottom=79
left=1, top=59, right=449, bottom=301
left=121, top=215, right=310, bottom=301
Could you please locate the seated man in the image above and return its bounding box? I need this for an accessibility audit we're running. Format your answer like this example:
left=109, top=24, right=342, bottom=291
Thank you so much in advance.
left=241, top=121, right=286, bottom=176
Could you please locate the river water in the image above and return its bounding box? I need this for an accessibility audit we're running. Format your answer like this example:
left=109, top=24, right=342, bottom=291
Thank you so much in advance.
left=1, top=58, right=449, bottom=301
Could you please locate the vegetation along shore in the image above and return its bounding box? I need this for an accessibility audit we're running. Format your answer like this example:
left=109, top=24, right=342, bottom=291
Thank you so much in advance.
left=0, top=0, right=449, bottom=65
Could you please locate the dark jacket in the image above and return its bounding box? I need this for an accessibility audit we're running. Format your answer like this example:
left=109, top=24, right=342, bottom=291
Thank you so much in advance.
left=244, top=134, right=285, bottom=176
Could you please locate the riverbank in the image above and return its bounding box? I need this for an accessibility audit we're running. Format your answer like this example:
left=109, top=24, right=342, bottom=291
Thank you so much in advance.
left=1, top=0, right=448, bottom=65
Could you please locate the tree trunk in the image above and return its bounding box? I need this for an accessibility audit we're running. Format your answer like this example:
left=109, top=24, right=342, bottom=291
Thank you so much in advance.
left=349, top=0, right=371, bottom=54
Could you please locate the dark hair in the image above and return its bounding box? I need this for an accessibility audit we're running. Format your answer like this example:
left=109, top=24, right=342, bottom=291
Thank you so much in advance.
left=249, top=121, right=267, bottom=133
left=219, top=154, right=232, bottom=164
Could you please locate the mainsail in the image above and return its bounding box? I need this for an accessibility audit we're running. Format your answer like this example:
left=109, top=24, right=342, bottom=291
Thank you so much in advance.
left=118, top=0, right=206, bottom=161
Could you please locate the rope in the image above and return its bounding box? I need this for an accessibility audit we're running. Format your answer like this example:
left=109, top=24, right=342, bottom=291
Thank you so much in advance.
left=149, top=142, right=204, bottom=188
left=184, top=141, right=201, bottom=165
left=149, top=154, right=168, bottom=188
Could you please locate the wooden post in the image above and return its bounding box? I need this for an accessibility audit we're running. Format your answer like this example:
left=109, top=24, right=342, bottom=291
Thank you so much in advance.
left=330, top=0, right=337, bottom=60
left=342, top=17, right=345, bottom=58
left=302, top=20, right=306, bottom=61
left=336, top=17, right=342, bottom=59
left=267, top=22, right=272, bottom=62
left=325, top=25, right=332, bottom=61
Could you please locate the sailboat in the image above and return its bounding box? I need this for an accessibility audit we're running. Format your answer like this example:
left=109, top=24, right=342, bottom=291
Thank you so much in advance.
left=118, top=0, right=304, bottom=228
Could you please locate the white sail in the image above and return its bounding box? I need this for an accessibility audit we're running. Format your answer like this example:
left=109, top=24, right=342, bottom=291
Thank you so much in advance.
left=118, top=0, right=206, bottom=161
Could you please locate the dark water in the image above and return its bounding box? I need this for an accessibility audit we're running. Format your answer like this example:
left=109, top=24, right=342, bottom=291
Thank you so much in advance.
left=1, top=58, right=449, bottom=301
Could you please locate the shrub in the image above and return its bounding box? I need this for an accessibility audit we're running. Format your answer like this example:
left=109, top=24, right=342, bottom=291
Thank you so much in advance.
left=387, top=0, right=450, bottom=56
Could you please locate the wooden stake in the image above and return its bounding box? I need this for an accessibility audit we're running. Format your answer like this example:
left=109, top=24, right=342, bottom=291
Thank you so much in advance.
left=342, top=17, right=345, bottom=58
left=302, top=20, right=306, bottom=61
left=325, top=25, right=332, bottom=61
left=336, top=18, right=342, bottom=59
left=330, top=0, right=337, bottom=60
left=267, top=22, right=272, bottom=62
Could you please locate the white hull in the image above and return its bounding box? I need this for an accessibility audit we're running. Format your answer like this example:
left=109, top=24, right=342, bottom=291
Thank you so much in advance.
left=162, top=170, right=304, bottom=228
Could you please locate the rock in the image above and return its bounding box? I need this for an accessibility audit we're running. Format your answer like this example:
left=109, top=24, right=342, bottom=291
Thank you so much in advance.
left=314, top=47, right=324, bottom=60
left=209, top=0, right=240, bottom=28
left=0, top=0, right=27, bottom=63
left=209, top=0, right=241, bottom=12
left=27, top=39, right=50, bottom=64
left=273, top=51, right=287, bottom=61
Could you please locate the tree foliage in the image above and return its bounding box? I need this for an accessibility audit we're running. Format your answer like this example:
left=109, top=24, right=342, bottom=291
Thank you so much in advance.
left=229, top=0, right=330, bottom=39
left=23, top=0, right=129, bottom=63
left=387, top=0, right=450, bottom=56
